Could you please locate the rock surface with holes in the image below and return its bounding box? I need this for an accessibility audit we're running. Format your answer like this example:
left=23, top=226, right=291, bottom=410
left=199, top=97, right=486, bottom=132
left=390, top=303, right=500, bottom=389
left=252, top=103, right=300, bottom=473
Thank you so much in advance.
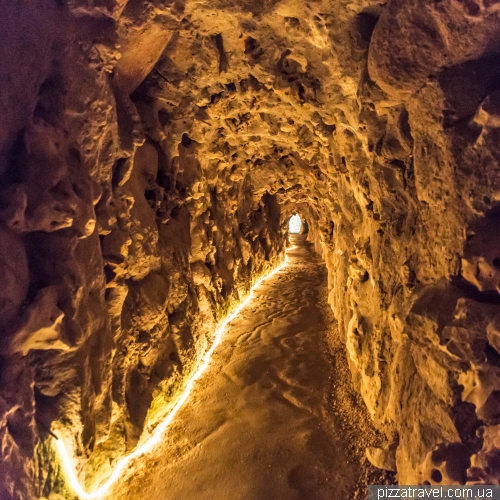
left=1, top=0, right=500, bottom=497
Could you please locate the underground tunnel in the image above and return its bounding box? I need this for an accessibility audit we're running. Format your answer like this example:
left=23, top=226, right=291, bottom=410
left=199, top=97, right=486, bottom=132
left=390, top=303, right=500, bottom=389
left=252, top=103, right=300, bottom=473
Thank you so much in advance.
left=1, top=0, right=500, bottom=498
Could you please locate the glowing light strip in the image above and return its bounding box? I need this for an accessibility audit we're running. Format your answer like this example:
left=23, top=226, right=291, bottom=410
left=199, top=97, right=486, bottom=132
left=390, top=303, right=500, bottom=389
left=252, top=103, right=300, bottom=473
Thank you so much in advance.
left=55, top=257, right=288, bottom=499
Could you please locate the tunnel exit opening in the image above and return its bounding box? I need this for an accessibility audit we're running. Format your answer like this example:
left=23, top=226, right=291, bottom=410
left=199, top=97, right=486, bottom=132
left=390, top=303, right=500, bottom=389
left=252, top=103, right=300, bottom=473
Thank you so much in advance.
left=289, top=214, right=302, bottom=234
left=288, top=214, right=309, bottom=235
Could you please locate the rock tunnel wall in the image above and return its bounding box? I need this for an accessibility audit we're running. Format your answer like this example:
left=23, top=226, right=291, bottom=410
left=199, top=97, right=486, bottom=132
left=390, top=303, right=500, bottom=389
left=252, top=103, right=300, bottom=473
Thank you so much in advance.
left=1, top=0, right=500, bottom=497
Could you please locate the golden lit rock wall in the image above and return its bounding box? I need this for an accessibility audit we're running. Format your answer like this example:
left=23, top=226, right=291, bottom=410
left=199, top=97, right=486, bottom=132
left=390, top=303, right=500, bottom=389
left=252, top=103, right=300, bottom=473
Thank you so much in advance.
left=1, top=0, right=500, bottom=496
left=0, top=2, right=285, bottom=497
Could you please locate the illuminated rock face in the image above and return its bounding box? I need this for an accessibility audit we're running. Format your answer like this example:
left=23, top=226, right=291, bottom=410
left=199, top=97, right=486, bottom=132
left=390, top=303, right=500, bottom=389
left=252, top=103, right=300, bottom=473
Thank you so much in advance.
left=0, top=0, right=500, bottom=496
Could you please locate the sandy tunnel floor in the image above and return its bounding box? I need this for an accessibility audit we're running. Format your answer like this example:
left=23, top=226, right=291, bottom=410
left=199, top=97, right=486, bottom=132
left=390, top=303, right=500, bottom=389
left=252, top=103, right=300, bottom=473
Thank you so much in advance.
left=105, top=236, right=393, bottom=500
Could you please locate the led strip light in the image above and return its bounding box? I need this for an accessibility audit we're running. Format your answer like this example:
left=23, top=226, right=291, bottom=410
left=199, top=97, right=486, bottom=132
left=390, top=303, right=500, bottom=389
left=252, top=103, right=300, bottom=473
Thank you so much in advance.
left=55, top=256, right=288, bottom=499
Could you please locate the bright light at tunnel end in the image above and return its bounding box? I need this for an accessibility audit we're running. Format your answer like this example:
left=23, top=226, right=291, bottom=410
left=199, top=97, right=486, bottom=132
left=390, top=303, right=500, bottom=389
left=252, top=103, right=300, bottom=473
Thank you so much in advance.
left=289, top=214, right=302, bottom=234
left=54, top=254, right=290, bottom=499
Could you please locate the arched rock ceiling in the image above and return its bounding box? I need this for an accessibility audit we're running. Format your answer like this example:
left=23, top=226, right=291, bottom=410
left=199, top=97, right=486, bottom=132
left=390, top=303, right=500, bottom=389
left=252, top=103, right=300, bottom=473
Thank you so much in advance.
left=127, top=0, right=373, bottom=222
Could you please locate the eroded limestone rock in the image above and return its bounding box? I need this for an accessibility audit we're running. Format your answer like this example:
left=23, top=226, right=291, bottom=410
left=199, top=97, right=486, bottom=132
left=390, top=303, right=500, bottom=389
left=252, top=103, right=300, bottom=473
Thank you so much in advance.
left=8, top=287, right=68, bottom=356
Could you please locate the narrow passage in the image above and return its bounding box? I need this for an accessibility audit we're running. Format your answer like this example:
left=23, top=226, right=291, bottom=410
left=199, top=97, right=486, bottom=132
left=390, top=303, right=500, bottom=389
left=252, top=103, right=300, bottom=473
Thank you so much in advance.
left=107, top=236, right=389, bottom=500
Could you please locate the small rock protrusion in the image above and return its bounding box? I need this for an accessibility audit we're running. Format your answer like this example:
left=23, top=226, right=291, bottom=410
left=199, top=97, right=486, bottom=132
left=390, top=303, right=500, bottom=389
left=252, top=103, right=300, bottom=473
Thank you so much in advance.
left=366, top=442, right=397, bottom=471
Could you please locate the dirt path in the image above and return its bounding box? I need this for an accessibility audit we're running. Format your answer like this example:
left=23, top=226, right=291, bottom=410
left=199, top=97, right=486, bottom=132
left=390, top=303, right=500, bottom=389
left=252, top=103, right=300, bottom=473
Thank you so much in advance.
left=106, top=236, right=391, bottom=500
